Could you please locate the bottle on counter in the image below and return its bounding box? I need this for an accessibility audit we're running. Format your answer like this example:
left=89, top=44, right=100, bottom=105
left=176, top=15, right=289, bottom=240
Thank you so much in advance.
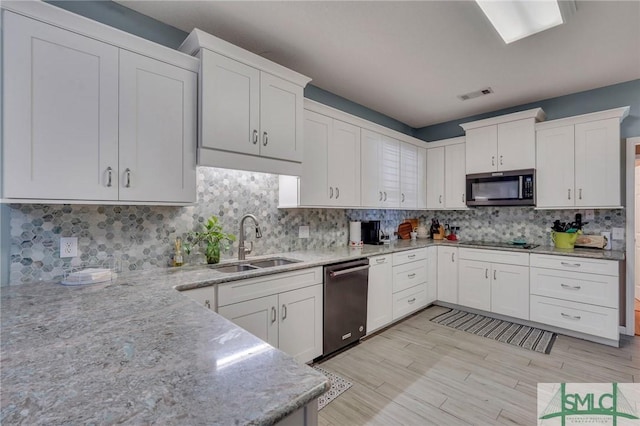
left=173, top=237, right=184, bottom=267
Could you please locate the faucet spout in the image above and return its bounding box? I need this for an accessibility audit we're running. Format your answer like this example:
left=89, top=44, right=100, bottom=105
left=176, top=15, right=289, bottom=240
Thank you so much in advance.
left=238, top=214, right=262, bottom=260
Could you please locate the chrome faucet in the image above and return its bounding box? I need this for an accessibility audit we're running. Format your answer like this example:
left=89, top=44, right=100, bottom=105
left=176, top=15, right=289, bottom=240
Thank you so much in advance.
left=238, top=214, right=262, bottom=260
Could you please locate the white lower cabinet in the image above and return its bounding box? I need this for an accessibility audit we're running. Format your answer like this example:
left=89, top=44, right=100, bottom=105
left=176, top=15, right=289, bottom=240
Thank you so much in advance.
left=391, top=248, right=429, bottom=320
left=458, top=259, right=491, bottom=311
left=427, top=246, right=438, bottom=303
left=437, top=246, right=458, bottom=303
left=491, top=263, right=530, bottom=320
left=181, top=286, right=216, bottom=311
left=366, top=254, right=393, bottom=334
left=217, top=268, right=323, bottom=363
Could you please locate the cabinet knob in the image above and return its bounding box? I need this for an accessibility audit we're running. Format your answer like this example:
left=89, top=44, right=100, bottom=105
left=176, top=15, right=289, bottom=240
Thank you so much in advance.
left=379, top=191, right=383, bottom=201
left=578, top=188, right=582, bottom=200
left=401, top=193, right=405, bottom=203
left=492, top=156, right=495, bottom=166
left=383, top=192, right=387, bottom=201
left=568, top=189, right=571, bottom=200
left=204, top=300, right=211, bottom=309
left=451, top=252, right=455, bottom=262
left=281, top=304, right=287, bottom=321
left=263, top=131, right=268, bottom=146
left=335, top=187, right=340, bottom=199
left=329, top=187, right=334, bottom=199
left=462, top=193, right=465, bottom=203
left=124, top=168, right=132, bottom=188
left=499, top=155, right=503, bottom=166
left=485, top=269, right=488, bottom=279
left=106, top=167, right=113, bottom=188
left=493, top=270, right=497, bottom=280
left=252, top=129, right=258, bottom=145
left=439, top=195, right=443, bottom=204
left=271, top=306, right=277, bottom=324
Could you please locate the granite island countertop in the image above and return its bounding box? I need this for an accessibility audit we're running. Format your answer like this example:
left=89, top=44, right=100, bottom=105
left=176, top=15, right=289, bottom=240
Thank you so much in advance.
left=0, top=272, right=329, bottom=425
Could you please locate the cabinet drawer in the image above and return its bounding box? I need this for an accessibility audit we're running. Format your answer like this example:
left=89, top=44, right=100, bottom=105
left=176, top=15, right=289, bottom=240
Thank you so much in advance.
left=392, top=284, right=427, bottom=320
left=459, top=248, right=529, bottom=266
left=530, top=295, right=618, bottom=340
left=393, top=261, right=427, bottom=293
left=369, top=254, right=392, bottom=266
left=530, top=267, right=618, bottom=308
left=218, top=267, right=323, bottom=307
left=393, top=248, right=427, bottom=266
left=530, top=254, right=618, bottom=276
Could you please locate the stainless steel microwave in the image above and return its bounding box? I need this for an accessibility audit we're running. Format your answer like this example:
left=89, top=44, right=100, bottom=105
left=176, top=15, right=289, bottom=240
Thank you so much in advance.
left=466, top=169, right=535, bottom=207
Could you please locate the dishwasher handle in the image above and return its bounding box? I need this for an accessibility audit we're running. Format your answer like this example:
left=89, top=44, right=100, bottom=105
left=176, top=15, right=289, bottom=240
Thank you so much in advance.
left=329, top=264, right=370, bottom=278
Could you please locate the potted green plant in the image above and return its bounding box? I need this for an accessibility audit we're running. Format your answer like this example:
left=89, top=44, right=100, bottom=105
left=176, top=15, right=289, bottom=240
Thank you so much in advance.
left=187, top=216, right=236, bottom=264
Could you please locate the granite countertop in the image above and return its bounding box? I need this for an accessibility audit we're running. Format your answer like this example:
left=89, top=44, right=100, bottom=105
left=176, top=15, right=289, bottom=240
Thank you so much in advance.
left=0, top=272, right=329, bottom=425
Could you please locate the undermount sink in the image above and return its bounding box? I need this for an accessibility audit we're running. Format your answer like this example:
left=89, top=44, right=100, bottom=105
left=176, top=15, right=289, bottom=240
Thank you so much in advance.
left=211, top=263, right=259, bottom=273
left=249, top=257, right=302, bottom=268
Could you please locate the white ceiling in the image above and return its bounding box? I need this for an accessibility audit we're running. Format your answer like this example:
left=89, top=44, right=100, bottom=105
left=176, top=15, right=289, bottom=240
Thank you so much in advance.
left=117, top=1, right=640, bottom=128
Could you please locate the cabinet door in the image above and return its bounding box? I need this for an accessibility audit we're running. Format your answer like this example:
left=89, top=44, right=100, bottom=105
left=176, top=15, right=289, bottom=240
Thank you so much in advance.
left=491, top=264, right=530, bottom=320
left=119, top=51, right=197, bottom=203
left=417, top=147, right=427, bottom=209
left=299, top=110, right=331, bottom=206
left=458, top=259, right=491, bottom=311
left=366, top=255, right=393, bottom=334
left=400, top=143, right=418, bottom=209
left=200, top=50, right=259, bottom=156
left=181, top=286, right=216, bottom=311
left=329, top=120, right=361, bottom=206
left=380, top=136, right=401, bottom=207
left=278, top=285, right=323, bottom=363
left=218, top=295, right=279, bottom=348
left=426, top=147, right=445, bottom=209
left=444, top=143, right=467, bottom=209
left=575, top=118, right=621, bottom=207
left=437, top=246, right=458, bottom=303
left=426, top=246, right=438, bottom=304
left=360, top=129, right=382, bottom=207
left=260, top=72, right=304, bottom=162
left=536, top=125, right=575, bottom=208
left=3, top=12, right=119, bottom=200
left=465, top=125, right=497, bottom=174
left=497, top=119, right=535, bottom=171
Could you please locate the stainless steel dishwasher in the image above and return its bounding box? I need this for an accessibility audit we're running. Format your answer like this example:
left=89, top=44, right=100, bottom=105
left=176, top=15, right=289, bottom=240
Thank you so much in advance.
left=323, top=258, right=369, bottom=356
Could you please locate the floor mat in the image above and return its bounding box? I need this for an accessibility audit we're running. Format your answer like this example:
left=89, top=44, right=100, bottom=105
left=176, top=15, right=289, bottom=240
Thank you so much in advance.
left=312, top=365, right=353, bottom=410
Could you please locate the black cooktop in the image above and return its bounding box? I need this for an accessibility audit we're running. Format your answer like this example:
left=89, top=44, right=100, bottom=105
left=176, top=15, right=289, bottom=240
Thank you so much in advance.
left=464, top=241, right=540, bottom=250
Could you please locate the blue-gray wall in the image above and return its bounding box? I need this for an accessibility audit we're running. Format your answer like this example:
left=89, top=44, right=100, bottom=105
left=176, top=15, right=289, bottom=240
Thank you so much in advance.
left=47, top=0, right=415, bottom=137
left=416, top=79, right=640, bottom=141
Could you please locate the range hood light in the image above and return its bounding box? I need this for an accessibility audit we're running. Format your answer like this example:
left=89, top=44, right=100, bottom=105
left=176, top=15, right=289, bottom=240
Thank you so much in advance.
left=475, top=0, right=572, bottom=44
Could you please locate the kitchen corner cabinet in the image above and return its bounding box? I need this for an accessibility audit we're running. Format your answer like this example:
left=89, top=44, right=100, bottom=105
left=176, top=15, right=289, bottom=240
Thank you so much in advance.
left=2, top=10, right=197, bottom=204
left=536, top=107, right=629, bottom=209
left=217, top=267, right=323, bottom=363
left=361, top=130, right=401, bottom=208
left=461, top=108, right=545, bottom=175
left=426, top=138, right=466, bottom=210
left=299, top=111, right=361, bottom=207
left=366, top=254, right=393, bottom=334
left=180, top=29, right=311, bottom=176
left=437, top=246, right=458, bottom=304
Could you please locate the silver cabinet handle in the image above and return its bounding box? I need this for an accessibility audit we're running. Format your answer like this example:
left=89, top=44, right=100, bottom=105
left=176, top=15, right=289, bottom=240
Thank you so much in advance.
left=561, top=262, right=581, bottom=268
left=376, top=258, right=386, bottom=264
left=408, top=254, right=416, bottom=259
left=439, top=195, right=443, bottom=204
left=204, top=300, right=211, bottom=309
left=329, top=187, right=334, bottom=199
left=408, top=298, right=416, bottom=304
left=561, top=283, right=581, bottom=290
left=402, top=193, right=405, bottom=203
left=493, top=270, right=497, bottom=280
left=384, top=192, right=387, bottom=201
left=271, top=306, right=277, bottom=324
left=568, top=189, right=571, bottom=200
left=407, top=273, right=416, bottom=279
left=492, top=156, right=495, bottom=166
left=124, top=168, right=131, bottom=188
left=499, top=155, right=503, bottom=165
left=336, top=187, right=340, bottom=199
left=281, top=304, right=287, bottom=321
left=485, top=269, right=488, bottom=279
left=462, top=193, right=465, bottom=203
left=579, top=188, right=582, bottom=200
left=451, top=252, right=455, bottom=262
left=106, top=167, right=113, bottom=187
left=379, top=191, right=383, bottom=201
left=263, top=131, right=268, bottom=146
left=252, top=129, right=258, bottom=145
left=561, top=312, right=581, bottom=320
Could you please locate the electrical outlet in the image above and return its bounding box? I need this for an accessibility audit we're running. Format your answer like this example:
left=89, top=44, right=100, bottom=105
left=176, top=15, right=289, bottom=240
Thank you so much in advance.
left=60, top=237, right=78, bottom=258
left=584, top=209, right=595, bottom=221
left=611, top=227, right=624, bottom=241
left=298, top=226, right=310, bottom=239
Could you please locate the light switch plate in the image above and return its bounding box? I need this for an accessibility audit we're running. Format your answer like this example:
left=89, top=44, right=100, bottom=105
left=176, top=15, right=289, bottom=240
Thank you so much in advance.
left=60, top=237, right=78, bottom=258
left=612, top=227, right=624, bottom=241
left=584, top=209, right=595, bottom=221
left=298, top=226, right=310, bottom=239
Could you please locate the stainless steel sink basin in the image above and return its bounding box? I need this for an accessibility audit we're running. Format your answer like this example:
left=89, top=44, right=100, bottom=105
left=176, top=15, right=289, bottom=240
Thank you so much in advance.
left=211, top=263, right=259, bottom=273
left=249, top=257, right=302, bottom=268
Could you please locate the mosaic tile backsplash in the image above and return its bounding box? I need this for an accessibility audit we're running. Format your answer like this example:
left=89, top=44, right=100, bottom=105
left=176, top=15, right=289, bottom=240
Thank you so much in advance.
left=7, top=168, right=625, bottom=284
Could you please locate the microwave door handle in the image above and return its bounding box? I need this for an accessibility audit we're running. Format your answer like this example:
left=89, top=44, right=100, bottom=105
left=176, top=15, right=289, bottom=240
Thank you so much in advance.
left=518, top=176, right=523, bottom=199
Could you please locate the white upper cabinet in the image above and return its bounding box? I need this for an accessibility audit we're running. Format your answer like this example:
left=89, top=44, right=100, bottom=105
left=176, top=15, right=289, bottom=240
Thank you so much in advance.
left=426, top=138, right=466, bottom=210
left=119, top=51, right=197, bottom=203
left=299, top=111, right=360, bottom=207
left=536, top=107, right=629, bottom=209
left=400, top=144, right=426, bottom=209
left=361, top=130, right=400, bottom=208
left=426, top=146, right=445, bottom=209
left=2, top=5, right=198, bottom=204
left=180, top=29, right=311, bottom=176
left=461, top=108, right=545, bottom=174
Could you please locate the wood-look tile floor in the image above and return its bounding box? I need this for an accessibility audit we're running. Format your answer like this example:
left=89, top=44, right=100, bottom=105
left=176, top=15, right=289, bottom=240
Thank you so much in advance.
left=317, top=305, right=639, bottom=425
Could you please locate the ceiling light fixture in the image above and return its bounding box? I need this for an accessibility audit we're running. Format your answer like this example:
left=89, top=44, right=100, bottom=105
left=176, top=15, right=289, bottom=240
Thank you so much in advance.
left=475, top=0, right=576, bottom=44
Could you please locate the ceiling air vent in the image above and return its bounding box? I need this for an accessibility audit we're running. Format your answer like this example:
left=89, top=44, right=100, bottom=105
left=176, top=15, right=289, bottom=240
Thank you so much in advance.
left=457, top=87, right=494, bottom=101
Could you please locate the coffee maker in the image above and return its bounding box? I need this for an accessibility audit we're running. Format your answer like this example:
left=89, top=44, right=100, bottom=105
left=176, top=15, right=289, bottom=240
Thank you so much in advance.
left=361, top=221, right=383, bottom=245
